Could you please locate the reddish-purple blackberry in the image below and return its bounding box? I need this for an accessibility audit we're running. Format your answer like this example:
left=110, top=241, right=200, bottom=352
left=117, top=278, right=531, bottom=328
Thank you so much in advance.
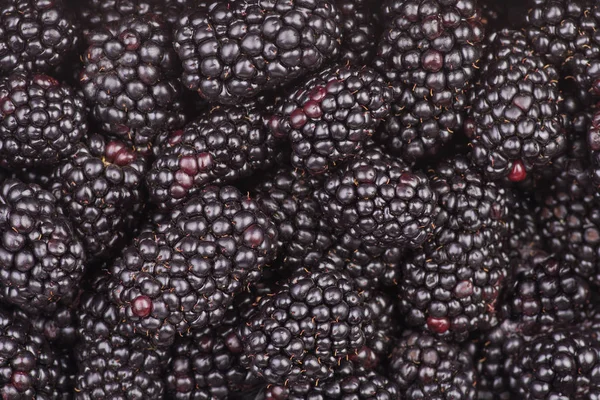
left=336, top=0, right=380, bottom=64
left=80, top=15, right=185, bottom=153
left=315, top=147, right=438, bottom=251
left=0, top=73, right=88, bottom=168
left=374, top=0, right=485, bottom=162
left=172, top=0, right=343, bottom=104
left=465, top=29, right=567, bottom=182
left=0, top=0, right=80, bottom=74
left=108, top=186, right=278, bottom=347
left=0, top=178, right=86, bottom=315
left=147, top=104, right=278, bottom=211
left=50, top=134, right=147, bottom=261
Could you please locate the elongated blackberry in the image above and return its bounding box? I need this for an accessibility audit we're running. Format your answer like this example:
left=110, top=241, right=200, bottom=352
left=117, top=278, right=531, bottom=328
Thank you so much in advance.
left=465, top=29, right=567, bottom=182
left=172, top=0, right=343, bottom=104
left=108, top=186, right=278, bottom=347
left=374, top=0, right=485, bottom=162
left=0, top=73, right=88, bottom=168
left=0, top=0, right=80, bottom=74
left=0, top=178, right=86, bottom=315
left=336, top=0, right=380, bottom=64
left=80, top=15, right=185, bottom=153
left=147, top=104, right=278, bottom=211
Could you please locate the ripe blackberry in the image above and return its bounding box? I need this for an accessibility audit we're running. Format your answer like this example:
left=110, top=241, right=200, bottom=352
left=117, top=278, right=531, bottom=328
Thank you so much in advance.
left=172, top=0, right=343, bottom=105
left=374, top=0, right=485, bottom=162
left=389, top=330, right=477, bottom=400
left=108, top=186, right=278, bottom=347
left=0, top=0, right=80, bottom=74
left=50, top=134, right=147, bottom=261
left=0, top=73, right=88, bottom=168
left=336, top=0, right=380, bottom=64
left=147, top=104, right=278, bottom=211
left=360, top=290, right=398, bottom=364
left=239, top=266, right=374, bottom=386
left=315, top=147, right=438, bottom=251
left=465, top=29, right=566, bottom=182
left=80, top=15, right=185, bottom=153
left=0, top=178, right=86, bottom=315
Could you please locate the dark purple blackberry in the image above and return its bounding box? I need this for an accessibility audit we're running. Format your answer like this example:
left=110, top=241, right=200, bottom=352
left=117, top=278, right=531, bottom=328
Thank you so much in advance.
left=80, top=15, right=185, bottom=153
left=0, top=178, right=86, bottom=315
left=336, top=0, right=380, bottom=64
left=0, top=73, right=88, bottom=168
left=504, top=194, right=542, bottom=261
left=108, top=186, right=278, bottom=347
left=269, top=65, right=392, bottom=175
left=389, top=330, right=477, bottom=400
left=0, top=0, right=80, bottom=74
left=315, top=147, right=438, bottom=251
left=587, top=105, right=600, bottom=185
left=374, top=0, right=485, bottom=162
left=147, top=104, right=278, bottom=211
left=465, top=29, right=567, bottom=182
left=360, top=290, right=398, bottom=364
left=172, top=0, right=343, bottom=105
left=239, top=266, right=374, bottom=386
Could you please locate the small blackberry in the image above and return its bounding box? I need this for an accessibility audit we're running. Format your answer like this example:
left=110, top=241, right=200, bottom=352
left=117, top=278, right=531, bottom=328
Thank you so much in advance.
left=172, top=0, right=343, bottom=104
left=147, top=104, right=278, bottom=211
left=336, top=0, right=380, bottom=64
left=80, top=15, right=185, bottom=153
left=0, top=73, right=88, bottom=168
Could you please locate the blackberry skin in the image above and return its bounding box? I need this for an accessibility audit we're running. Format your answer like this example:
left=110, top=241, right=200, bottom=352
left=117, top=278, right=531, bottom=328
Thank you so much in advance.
left=80, top=15, right=185, bottom=153
left=0, top=0, right=80, bottom=74
left=239, top=266, right=374, bottom=386
left=0, top=178, right=86, bottom=315
left=109, top=186, right=278, bottom=347
left=389, top=330, right=477, bottom=400
left=588, top=105, right=600, bottom=185
left=269, top=65, right=392, bottom=175
left=147, top=104, right=278, bottom=211
left=336, top=0, right=379, bottom=64
left=374, top=0, right=485, bottom=162
left=172, top=0, right=343, bottom=105
left=360, top=290, right=398, bottom=364
left=504, top=195, right=542, bottom=261
left=0, top=73, right=88, bottom=168
left=315, top=147, right=438, bottom=251
left=50, top=134, right=147, bottom=260
left=465, top=29, right=566, bottom=182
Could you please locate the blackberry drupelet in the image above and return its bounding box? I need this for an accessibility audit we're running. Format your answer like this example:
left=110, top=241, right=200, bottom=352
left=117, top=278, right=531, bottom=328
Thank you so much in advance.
left=315, top=146, right=438, bottom=251
left=0, top=0, right=80, bottom=74
left=465, top=29, right=566, bottom=182
left=0, top=178, right=86, bottom=315
left=389, top=330, right=477, bottom=400
left=374, top=0, right=485, bottom=162
left=0, top=73, right=88, bottom=168
left=80, top=15, right=185, bottom=153
left=108, top=185, right=278, bottom=347
left=172, top=0, right=343, bottom=105
left=147, top=104, right=278, bottom=211
left=336, top=0, right=380, bottom=64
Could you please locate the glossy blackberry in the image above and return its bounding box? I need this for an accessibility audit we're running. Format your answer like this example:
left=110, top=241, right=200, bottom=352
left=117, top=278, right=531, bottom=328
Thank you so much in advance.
left=109, top=186, right=278, bottom=347
left=336, top=0, right=380, bottom=64
left=147, top=104, right=278, bottom=211
left=0, top=73, right=88, bottom=168
left=80, top=15, right=185, bottom=153
left=0, top=178, right=86, bottom=315
left=587, top=105, right=600, bottom=185
left=269, top=65, right=392, bottom=174
left=0, top=0, right=80, bottom=74
left=12, top=300, right=78, bottom=349
left=360, top=290, right=398, bottom=364
left=465, top=29, right=566, bottom=182
left=374, top=0, right=485, bottom=162
left=389, top=330, right=477, bottom=400
left=50, top=134, right=146, bottom=261
left=504, top=194, right=542, bottom=261
left=239, top=266, right=374, bottom=386
left=172, top=0, right=343, bottom=105
left=315, top=147, right=438, bottom=251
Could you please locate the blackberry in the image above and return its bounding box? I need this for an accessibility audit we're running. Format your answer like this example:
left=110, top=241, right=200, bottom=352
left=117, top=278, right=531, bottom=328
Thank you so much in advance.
left=0, top=178, right=86, bottom=315
left=389, top=330, right=477, bottom=400
left=336, top=0, right=380, bottom=64
left=374, top=0, right=485, bottom=162
left=504, top=194, right=542, bottom=261
left=465, top=29, right=566, bottom=182
left=108, top=186, right=278, bottom=347
left=0, top=73, right=88, bottom=168
left=315, top=147, right=438, bottom=251
left=80, top=15, right=185, bottom=153
left=172, top=0, right=343, bottom=105
left=360, top=290, right=398, bottom=364
left=147, top=104, right=278, bottom=211
left=0, top=0, right=80, bottom=74
left=588, top=105, right=600, bottom=185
